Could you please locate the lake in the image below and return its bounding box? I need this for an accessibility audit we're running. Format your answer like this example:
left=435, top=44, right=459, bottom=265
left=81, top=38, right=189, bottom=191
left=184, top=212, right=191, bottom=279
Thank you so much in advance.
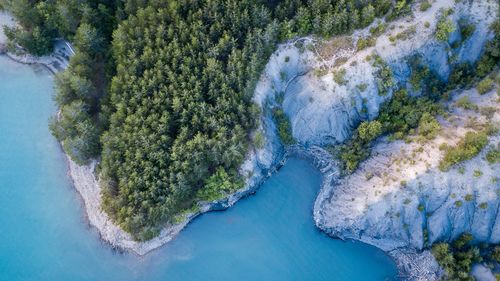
left=0, top=55, right=398, bottom=281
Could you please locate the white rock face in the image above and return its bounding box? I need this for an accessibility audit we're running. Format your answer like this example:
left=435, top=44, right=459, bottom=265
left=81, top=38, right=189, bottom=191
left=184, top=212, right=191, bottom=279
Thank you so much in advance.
left=315, top=88, right=499, bottom=251
left=255, top=0, right=499, bottom=279
left=273, top=0, right=497, bottom=149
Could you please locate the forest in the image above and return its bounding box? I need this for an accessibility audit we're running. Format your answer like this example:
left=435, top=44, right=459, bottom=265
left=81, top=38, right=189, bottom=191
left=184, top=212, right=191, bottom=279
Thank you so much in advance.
left=2, top=0, right=406, bottom=240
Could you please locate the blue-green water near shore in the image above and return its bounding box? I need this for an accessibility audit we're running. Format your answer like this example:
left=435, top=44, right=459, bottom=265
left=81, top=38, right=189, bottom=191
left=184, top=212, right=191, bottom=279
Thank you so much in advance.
left=0, top=56, right=398, bottom=281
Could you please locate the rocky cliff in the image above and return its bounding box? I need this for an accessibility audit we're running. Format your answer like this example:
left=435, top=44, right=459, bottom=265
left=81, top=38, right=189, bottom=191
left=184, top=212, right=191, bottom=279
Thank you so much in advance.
left=252, top=0, right=498, bottom=279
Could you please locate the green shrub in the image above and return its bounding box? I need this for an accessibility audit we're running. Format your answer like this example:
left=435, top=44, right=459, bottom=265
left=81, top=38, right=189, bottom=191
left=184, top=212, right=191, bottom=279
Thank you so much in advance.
left=439, top=131, right=489, bottom=171
left=418, top=204, right=425, bottom=212
left=379, top=89, right=441, bottom=136
left=272, top=108, right=295, bottom=145
left=475, top=20, right=500, bottom=77
left=357, top=36, right=376, bottom=50
left=336, top=85, right=442, bottom=173
left=491, top=246, right=500, bottom=262
left=448, top=63, right=475, bottom=90
left=394, top=26, right=416, bottom=41
left=485, top=122, right=499, bottom=136
left=464, top=194, right=473, bottom=201
left=473, top=170, right=483, bottom=177
left=369, top=22, right=386, bottom=36
left=196, top=167, right=243, bottom=201
left=335, top=120, right=383, bottom=173
left=435, top=17, right=455, bottom=42
left=459, top=19, right=476, bottom=41
left=333, top=68, right=347, bottom=85
left=456, top=96, right=477, bottom=110
left=477, top=77, right=494, bottom=94
left=3, top=25, right=53, bottom=56
left=408, top=57, right=446, bottom=98
left=358, top=121, right=383, bottom=142
left=453, top=233, right=473, bottom=250
left=418, top=112, right=441, bottom=139
left=360, top=4, right=376, bottom=27
left=410, top=65, right=430, bottom=91
left=387, top=0, right=412, bottom=20
left=432, top=233, right=486, bottom=280
left=486, top=148, right=500, bottom=164
left=372, top=56, right=395, bottom=95
left=479, top=202, right=488, bottom=209
left=357, top=83, right=368, bottom=92
left=455, top=200, right=463, bottom=207
left=49, top=101, right=100, bottom=165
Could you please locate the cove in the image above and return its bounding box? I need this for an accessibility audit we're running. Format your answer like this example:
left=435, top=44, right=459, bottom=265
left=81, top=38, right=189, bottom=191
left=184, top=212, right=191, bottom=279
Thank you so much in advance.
left=0, top=55, right=398, bottom=281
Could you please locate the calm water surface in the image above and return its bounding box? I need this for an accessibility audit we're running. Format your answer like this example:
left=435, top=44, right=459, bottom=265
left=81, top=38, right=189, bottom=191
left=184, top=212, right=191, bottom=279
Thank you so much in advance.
left=0, top=56, right=398, bottom=281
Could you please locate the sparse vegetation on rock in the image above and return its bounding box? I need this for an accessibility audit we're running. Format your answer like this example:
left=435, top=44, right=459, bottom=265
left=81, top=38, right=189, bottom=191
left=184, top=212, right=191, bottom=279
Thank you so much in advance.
left=439, top=131, right=489, bottom=171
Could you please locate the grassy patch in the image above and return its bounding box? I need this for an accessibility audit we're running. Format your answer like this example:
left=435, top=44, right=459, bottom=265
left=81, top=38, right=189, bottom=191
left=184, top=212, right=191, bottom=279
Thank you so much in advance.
left=456, top=96, right=478, bottom=110
left=333, top=68, right=347, bottom=85
left=420, top=0, right=431, bottom=12
left=477, top=77, right=494, bottom=94
left=357, top=36, right=376, bottom=50
left=439, top=131, right=489, bottom=171
left=369, top=22, right=387, bottom=36
left=392, top=26, right=417, bottom=42
left=486, top=147, right=500, bottom=164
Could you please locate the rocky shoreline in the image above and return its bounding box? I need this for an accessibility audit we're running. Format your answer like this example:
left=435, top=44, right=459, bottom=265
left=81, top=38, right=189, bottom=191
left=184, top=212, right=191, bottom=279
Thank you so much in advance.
left=65, top=148, right=287, bottom=255
left=0, top=12, right=71, bottom=73
left=0, top=10, right=288, bottom=256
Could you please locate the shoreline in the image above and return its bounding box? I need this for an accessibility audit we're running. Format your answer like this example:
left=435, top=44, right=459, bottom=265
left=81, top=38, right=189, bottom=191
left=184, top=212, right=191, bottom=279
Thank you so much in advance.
left=0, top=10, right=288, bottom=256
left=2, top=47, right=425, bottom=278
left=0, top=22, right=422, bottom=280
left=65, top=150, right=285, bottom=255
left=0, top=12, right=70, bottom=73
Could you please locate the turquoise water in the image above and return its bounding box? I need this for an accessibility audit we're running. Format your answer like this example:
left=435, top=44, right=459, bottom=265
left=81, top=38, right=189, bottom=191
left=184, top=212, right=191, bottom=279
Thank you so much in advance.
left=0, top=55, right=398, bottom=281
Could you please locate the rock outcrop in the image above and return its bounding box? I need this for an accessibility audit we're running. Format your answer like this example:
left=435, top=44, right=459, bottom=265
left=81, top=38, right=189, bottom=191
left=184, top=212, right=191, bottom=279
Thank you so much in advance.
left=252, top=0, right=498, bottom=279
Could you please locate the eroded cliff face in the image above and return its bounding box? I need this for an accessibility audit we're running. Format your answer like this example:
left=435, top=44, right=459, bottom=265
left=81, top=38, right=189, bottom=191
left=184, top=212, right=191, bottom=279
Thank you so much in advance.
left=314, top=88, right=499, bottom=280
left=252, top=0, right=498, bottom=279
left=271, top=0, right=495, bottom=146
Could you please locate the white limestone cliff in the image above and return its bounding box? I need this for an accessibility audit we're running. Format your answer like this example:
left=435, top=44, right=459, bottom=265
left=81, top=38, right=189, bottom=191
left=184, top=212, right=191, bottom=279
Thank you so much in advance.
left=253, top=0, right=499, bottom=279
